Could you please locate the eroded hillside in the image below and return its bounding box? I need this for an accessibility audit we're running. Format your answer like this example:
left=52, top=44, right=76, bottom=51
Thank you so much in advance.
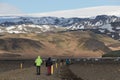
left=0, top=31, right=120, bottom=59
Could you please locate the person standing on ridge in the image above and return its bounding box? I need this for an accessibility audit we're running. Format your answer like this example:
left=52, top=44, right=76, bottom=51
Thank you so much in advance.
left=35, top=56, right=42, bottom=75
left=46, top=57, right=53, bottom=75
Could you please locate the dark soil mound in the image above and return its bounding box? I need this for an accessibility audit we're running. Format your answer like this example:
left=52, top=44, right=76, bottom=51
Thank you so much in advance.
left=0, top=38, right=44, bottom=51
left=83, top=38, right=111, bottom=52
left=60, top=66, right=83, bottom=80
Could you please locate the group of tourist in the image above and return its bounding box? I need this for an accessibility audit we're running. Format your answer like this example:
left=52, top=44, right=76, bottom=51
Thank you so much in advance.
left=35, top=56, right=70, bottom=75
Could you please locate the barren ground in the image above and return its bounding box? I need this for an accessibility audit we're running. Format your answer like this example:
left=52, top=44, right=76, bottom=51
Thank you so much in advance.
left=69, top=62, right=120, bottom=80
left=1, top=60, right=120, bottom=80
left=0, top=60, right=61, bottom=80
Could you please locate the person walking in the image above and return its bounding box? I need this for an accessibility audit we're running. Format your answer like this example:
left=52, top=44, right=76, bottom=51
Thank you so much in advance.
left=66, top=58, right=70, bottom=66
left=35, top=56, right=42, bottom=75
left=46, top=57, right=53, bottom=75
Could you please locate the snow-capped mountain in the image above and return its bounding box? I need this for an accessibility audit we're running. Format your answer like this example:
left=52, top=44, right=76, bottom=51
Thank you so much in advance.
left=0, top=15, right=119, bottom=29
left=0, top=15, right=119, bottom=40
left=0, top=6, right=120, bottom=40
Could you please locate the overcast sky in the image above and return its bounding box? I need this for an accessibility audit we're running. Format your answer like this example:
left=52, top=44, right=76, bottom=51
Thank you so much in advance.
left=0, top=0, right=120, bottom=14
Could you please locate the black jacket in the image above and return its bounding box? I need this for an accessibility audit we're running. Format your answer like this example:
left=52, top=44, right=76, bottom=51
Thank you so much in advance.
left=46, top=58, right=53, bottom=67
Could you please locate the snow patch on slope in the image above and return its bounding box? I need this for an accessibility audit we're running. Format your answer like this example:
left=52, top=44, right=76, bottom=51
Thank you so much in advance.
left=0, top=24, right=62, bottom=33
left=100, top=24, right=114, bottom=32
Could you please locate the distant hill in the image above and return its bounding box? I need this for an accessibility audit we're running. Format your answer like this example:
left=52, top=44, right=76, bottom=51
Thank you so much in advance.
left=0, top=31, right=120, bottom=59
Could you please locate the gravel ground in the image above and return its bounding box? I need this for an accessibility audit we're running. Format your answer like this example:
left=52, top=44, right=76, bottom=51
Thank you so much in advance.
left=0, top=65, right=61, bottom=80
left=2, top=60, right=120, bottom=80
left=0, top=60, right=62, bottom=80
left=69, top=62, right=120, bottom=80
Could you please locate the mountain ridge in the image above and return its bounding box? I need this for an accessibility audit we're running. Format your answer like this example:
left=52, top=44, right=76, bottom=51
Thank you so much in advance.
left=0, top=15, right=120, bottom=41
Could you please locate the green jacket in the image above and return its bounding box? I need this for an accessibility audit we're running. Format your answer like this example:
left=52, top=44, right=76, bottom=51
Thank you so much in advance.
left=35, top=56, right=42, bottom=66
